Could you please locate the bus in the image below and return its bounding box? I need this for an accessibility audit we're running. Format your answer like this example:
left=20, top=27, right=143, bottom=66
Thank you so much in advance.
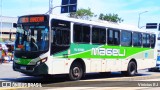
left=13, top=14, right=157, bottom=80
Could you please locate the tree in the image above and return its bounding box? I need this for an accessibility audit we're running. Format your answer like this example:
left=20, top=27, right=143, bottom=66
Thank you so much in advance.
left=69, top=8, right=94, bottom=20
left=99, top=13, right=124, bottom=23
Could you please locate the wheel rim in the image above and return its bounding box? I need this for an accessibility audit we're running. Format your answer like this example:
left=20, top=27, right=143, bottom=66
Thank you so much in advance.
left=72, top=67, right=81, bottom=78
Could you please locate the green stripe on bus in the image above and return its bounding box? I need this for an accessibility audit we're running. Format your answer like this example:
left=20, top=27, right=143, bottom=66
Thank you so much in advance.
left=16, top=58, right=32, bottom=65
left=53, top=43, right=151, bottom=59
left=68, top=47, right=150, bottom=59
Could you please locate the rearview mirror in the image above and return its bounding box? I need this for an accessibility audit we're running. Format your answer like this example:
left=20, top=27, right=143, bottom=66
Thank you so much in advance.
left=13, top=23, right=17, bottom=28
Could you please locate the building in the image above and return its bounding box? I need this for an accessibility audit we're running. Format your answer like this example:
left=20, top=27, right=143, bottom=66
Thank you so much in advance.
left=0, top=16, right=18, bottom=41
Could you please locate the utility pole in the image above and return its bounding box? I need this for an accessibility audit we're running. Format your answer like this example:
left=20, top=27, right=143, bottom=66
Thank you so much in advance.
left=0, top=0, right=2, bottom=40
left=46, top=0, right=77, bottom=14
left=49, top=0, right=53, bottom=14
left=138, top=11, right=148, bottom=28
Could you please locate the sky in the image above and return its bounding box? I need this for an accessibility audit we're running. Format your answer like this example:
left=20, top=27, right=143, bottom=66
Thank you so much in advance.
left=1, top=0, right=160, bottom=27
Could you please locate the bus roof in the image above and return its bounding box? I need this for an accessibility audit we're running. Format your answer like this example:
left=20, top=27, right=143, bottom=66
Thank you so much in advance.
left=49, top=14, right=156, bottom=34
left=19, top=14, right=156, bottom=34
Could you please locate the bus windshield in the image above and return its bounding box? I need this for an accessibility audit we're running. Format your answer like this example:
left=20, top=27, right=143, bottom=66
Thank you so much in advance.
left=15, top=25, right=49, bottom=52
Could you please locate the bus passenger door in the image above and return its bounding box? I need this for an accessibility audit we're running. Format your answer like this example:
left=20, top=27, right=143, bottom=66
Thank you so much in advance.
left=50, top=28, right=70, bottom=74
left=50, top=19, right=71, bottom=74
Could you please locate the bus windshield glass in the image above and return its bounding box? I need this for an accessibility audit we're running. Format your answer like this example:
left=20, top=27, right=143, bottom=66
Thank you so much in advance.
left=15, top=25, right=49, bottom=52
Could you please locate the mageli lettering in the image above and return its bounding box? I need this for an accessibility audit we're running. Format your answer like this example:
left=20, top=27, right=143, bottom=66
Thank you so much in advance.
left=92, top=48, right=126, bottom=56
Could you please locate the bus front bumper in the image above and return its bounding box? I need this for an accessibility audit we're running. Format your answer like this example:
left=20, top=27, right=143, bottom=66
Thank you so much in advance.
left=13, top=62, right=48, bottom=76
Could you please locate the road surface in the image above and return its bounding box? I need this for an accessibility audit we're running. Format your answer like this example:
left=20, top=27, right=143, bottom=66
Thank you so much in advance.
left=1, top=62, right=160, bottom=90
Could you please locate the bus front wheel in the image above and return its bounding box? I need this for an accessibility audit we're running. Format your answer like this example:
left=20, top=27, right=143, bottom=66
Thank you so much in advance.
left=69, top=62, right=83, bottom=81
left=122, top=61, right=137, bottom=76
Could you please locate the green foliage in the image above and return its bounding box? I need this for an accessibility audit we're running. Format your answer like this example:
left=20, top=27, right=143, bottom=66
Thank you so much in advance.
left=69, top=8, right=94, bottom=20
left=99, top=13, right=124, bottom=23
left=68, top=8, right=123, bottom=23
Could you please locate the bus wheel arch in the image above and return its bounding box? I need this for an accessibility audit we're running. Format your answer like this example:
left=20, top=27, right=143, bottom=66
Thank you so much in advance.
left=122, top=59, right=137, bottom=76
left=69, top=58, right=86, bottom=80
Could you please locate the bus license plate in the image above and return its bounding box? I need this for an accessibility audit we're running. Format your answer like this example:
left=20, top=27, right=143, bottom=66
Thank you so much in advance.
left=20, top=66, right=26, bottom=70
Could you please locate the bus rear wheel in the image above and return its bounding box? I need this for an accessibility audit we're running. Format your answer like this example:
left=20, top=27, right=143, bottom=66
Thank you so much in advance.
left=69, top=62, right=83, bottom=81
left=122, top=61, right=137, bottom=76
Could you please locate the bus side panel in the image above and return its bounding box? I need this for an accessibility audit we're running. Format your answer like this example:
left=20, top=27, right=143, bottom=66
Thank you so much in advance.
left=50, top=57, right=66, bottom=74
left=106, top=59, right=122, bottom=72
left=120, top=59, right=128, bottom=71
left=139, top=50, right=156, bottom=69
left=48, top=58, right=92, bottom=74
left=125, top=49, right=156, bottom=70
left=90, top=59, right=102, bottom=72
left=101, top=59, right=107, bottom=72
left=84, top=59, right=91, bottom=73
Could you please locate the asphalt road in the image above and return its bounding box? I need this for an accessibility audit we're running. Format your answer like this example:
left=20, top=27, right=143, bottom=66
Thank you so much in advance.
left=1, top=62, right=160, bottom=90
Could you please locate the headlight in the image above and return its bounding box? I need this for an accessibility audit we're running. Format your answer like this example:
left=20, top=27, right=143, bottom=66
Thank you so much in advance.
left=41, top=57, right=48, bottom=63
left=36, top=57, right=47, bottom=65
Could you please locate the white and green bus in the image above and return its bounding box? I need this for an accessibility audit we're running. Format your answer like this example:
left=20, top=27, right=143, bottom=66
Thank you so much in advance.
left=13, top=14, right=157, bottom=80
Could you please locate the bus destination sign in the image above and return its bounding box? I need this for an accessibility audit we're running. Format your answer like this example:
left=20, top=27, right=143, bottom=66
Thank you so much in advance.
left=18, top=16, right=46, bottom=23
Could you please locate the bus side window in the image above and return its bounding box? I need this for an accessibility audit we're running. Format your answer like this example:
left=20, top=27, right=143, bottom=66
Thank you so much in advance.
left=114, top=31, right=120, bottom=45
left=146, top=34, right=150, bottom=47
left=138, top=33, right=142, bottom=46
left=92, top=27, right=106, bottom=44
left=107, top=29, right=120, bottom=45
left=83, top=25, right=90, bottom=43
left=121, top=30, right=132, bottom=46
left=150, top=34, right=156, bottom=48
left=143, top=33, right=150, bottom=48
left=107, top=30, right=114, bottom=44
left=92, top=27, right=99, bottom=43
left=99, top=28, right=106, bottom=44
left=73, top=24, right=82, bottom=42
left=133, top=32, right=142, bottom=47
left=73, top=24, right=90, bottom=43
left=62, top=30, right=70, bottom=45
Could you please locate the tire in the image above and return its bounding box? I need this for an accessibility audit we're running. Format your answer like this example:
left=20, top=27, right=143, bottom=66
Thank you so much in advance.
left=122, top=61, right=137, bottom=76
left=69, top=62, right=83, bottom=81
